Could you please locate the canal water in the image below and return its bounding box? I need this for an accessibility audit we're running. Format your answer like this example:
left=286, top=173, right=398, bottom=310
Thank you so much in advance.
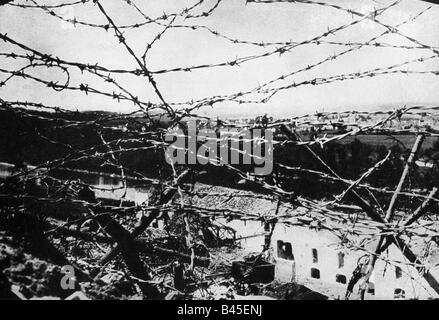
left=0, top=162, right=150, bottom=205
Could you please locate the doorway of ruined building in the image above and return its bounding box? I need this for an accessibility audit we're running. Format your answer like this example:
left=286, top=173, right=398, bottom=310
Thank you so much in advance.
left=276, top=240, right=296, bottom=282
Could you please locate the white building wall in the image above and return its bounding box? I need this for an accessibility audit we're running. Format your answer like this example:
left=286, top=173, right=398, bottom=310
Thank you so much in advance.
left=222, top=219, right=265, bottom=252
left=271, top=224, right=438, bottom=300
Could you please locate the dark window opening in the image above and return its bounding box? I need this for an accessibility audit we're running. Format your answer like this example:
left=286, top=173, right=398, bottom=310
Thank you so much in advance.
left=311, top=268, right=320, bottom=279
left=277, top=240, right=294, bottom=260
left=336, top=274, right=346, bottom=284
left=394, top=288, right=405, bottom=299
left=338, top=252, right=345, bottom=268
left=312, top=248, right=318, bottom=263
left=368, top=282, right=375, bottom=295
left=395, top=266, right=402, bottom=279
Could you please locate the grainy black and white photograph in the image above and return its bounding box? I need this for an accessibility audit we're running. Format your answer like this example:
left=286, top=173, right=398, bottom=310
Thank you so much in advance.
left=1, top=0, right=439, bottom=306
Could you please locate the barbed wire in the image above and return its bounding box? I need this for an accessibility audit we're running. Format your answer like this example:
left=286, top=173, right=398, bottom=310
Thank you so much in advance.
left=1, top=0, right=439, bottom=299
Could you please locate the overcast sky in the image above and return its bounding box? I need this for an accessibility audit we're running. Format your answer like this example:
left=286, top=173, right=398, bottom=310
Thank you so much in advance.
left=0, top=0, right=438, bottom=117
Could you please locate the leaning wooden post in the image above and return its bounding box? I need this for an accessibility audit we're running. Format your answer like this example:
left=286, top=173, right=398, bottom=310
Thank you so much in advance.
left=371, top=134, right=424, bottom=264
left=364, top=134, right=439, bottom=296
left=385, top=134, right=424, bottom=221
left=375, top=187, right=438, bottom=258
